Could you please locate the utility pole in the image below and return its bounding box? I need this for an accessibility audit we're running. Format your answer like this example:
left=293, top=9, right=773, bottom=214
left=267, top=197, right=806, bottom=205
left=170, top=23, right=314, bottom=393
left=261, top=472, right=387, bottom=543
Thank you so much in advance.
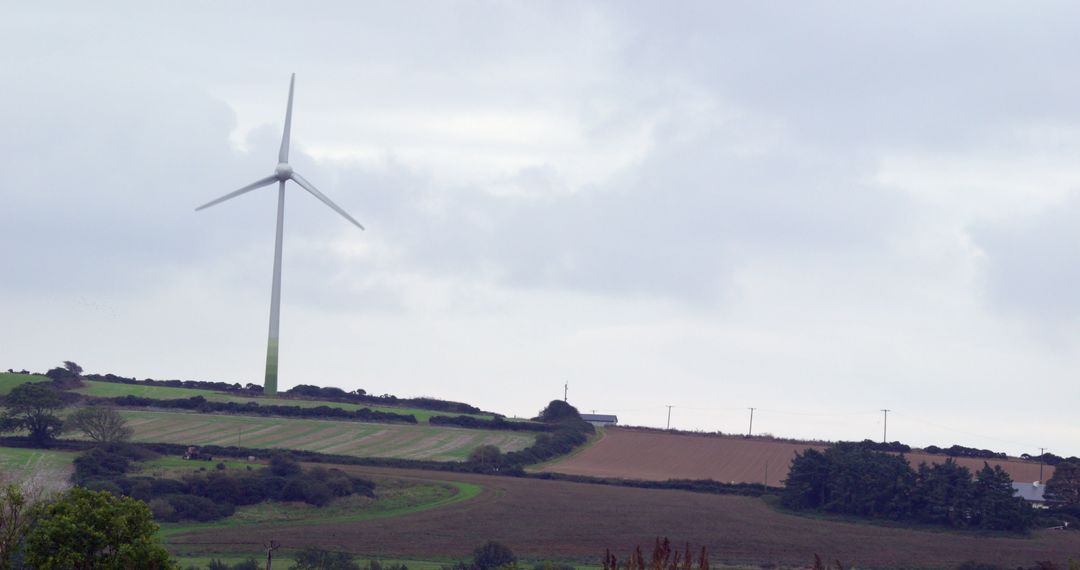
left=748, top=407, right=756, bottom=437
left=881, top=409, right=890, bottom=443
left=1039, top=447, right=1047, bottom=482
left=666, top=405, right=673, bottom=430
left=264, top=540, right=280, bottom=570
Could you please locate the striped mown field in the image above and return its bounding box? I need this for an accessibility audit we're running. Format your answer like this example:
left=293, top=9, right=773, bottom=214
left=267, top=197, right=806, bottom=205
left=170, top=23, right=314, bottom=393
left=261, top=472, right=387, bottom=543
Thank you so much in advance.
left=72, top=381, right=490, bottom=423
left=110, top=410, right=535, bottom=461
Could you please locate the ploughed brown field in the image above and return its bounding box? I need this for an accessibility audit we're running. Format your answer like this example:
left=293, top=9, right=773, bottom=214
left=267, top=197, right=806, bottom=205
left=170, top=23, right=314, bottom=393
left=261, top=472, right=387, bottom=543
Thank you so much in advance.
left=540, top=428, right=1054, bottom=485
left=170, top=465, right=1080, bottom=567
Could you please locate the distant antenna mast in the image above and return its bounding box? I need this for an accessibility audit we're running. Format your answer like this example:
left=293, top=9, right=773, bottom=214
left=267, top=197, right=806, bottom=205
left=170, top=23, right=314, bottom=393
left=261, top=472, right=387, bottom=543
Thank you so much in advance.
left=748, top=407, right=756, bottom=437
left=666, top=405, right=673, bottom=429
left=881, top=409, right=891, bottom=443
left=563, top=382, right=568, bottom=402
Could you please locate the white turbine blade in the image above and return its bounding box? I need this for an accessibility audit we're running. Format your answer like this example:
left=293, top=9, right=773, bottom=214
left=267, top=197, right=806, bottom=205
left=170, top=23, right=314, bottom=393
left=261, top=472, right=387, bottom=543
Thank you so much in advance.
left=195, top=175, right=278, bottom=211
left=278, top=73, right=295, bottom=163
left=291, top=171, right=365, bottom=230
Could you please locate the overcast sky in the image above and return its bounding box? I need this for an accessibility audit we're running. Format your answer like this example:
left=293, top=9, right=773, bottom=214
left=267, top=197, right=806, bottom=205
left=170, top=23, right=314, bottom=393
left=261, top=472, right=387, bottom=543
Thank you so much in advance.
left=4, top=2, right=1080, bottom=457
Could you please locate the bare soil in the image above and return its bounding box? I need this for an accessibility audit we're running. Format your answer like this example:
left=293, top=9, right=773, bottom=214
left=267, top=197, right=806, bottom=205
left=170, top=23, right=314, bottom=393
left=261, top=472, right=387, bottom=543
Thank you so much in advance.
left=169, top=465, right=1080, bottom=568
left=540, top=428, right=1054, bottom=485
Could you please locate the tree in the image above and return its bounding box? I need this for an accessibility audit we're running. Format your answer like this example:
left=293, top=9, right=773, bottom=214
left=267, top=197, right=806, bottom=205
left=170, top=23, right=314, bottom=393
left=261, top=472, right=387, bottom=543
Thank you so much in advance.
left=62, top=361, right=83, bottom=378
left=269, top=452, right=302, bottom=477
left=468, top=444, right=503, bottom=466
left=23, top=487, right=174, bottom=569
left=1045, top=461, right=1080, bottom=508
left=0, top=485, right=31, bottom=570
left=972, top=463, right=1032, bottom=531
left=910, top=459, right=976, bottom=527
left=0, top=383, right=64, bottom=446
left=472, top=541, right=516, bottom=570
left=66, top=407, right=133, bottom=443
left=534, top=400, right=581, bottom=423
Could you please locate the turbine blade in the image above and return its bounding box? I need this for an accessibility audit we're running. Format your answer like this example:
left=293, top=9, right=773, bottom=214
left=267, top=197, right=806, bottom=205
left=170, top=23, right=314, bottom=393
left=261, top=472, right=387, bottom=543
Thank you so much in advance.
left=279, top=73, right=295, bottom=163
left=291, top=171, right=365, bottom=230
left=195, top=175, right=278, bottom=211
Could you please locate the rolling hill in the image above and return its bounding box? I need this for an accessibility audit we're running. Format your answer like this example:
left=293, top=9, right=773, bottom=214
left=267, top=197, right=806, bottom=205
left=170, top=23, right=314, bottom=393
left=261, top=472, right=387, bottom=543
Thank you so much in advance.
left=538, top=427, right=1053, bottom=485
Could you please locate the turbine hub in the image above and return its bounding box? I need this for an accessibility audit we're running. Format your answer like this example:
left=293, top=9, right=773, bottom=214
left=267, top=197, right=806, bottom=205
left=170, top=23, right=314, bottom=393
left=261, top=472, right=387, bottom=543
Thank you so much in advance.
left=274, top=162, right=293, bottom=180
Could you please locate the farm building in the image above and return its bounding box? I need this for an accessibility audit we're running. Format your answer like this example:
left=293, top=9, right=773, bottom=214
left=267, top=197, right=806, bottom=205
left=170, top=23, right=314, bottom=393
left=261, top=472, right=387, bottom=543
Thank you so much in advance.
left=581, top=413, right=618, bottom=427
left=1012, top=481, right=1047, bottom=507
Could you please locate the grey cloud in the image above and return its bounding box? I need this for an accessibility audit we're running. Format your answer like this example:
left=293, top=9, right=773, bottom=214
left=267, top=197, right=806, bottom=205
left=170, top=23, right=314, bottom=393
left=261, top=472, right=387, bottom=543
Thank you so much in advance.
left=972, top=197, right=1080, bottom=322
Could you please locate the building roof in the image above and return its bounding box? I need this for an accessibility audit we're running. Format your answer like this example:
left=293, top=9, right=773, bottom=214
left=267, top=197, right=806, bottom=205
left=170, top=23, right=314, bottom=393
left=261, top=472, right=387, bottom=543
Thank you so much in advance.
left=581, top=413, right=618, bottom=423
left=1012, top=482, right=1047, bottom=503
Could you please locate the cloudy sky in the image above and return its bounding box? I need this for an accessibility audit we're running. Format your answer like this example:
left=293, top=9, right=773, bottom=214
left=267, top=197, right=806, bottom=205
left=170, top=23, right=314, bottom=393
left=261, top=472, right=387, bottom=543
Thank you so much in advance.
left=4, top=2, right=1080, bottom=456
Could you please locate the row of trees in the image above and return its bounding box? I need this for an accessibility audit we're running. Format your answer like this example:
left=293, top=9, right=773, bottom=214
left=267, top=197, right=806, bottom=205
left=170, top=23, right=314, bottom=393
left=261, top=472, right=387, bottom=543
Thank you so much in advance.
left=0, top=383, right=133, bottom=446
left=782, top=442, right=1034, bottom=531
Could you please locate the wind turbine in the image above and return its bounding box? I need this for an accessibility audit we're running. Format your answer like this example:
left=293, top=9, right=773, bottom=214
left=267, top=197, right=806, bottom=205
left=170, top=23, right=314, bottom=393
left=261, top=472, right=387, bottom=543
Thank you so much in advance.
left=196, top=73, right=364, bottom=395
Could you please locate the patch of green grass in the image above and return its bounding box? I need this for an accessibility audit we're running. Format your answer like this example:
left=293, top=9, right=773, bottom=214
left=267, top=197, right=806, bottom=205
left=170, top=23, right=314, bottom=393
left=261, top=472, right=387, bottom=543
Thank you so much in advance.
left=0, top=445, right=77, bottom=482
left=0, top=373, right=49, bottom=395
left=73, top=381, right=223, bottom=400
left=72, top=380, right=490, bottom=423
left=160, top=476, right=482, bottom=539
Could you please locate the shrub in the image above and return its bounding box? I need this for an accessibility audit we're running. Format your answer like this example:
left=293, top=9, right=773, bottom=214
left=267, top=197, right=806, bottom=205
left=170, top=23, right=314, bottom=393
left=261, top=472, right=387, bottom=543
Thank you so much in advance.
left=472, top=541, right=516, bottom=570
left=293, top=546, right=360, bottom=570
left=270, top=453, right=302, bottom=477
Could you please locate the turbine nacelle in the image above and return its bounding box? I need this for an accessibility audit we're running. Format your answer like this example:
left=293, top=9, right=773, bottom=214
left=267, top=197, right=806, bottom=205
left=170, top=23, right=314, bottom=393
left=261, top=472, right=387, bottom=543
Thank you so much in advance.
left=274, top=162, right=293, bottom=180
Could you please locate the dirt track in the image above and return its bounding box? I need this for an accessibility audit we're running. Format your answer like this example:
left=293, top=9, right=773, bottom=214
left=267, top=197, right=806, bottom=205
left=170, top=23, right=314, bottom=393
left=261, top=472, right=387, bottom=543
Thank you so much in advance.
left=171, top=465, right=1080, bottom=568
left=540, top=428, right=1054, bottom=485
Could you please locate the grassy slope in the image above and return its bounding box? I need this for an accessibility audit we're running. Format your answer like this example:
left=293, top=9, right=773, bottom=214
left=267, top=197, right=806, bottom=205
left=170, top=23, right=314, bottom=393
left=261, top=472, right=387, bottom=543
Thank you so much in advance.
left=159, top=475, right=481, bottom=538
left=0, top=445, right=77, bottom=474
left=72, top=380, right=489, bottom=423
left=85, top=409, right=535, bottom=461
left=0, top=372, right=49, bottom=395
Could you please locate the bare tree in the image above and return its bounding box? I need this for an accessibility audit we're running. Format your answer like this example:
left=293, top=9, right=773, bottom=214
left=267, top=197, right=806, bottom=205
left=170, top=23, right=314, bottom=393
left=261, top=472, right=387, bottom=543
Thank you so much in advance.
left=0, top=465, right=69, bottom=569
left=66, top=407, right=133, bottom=443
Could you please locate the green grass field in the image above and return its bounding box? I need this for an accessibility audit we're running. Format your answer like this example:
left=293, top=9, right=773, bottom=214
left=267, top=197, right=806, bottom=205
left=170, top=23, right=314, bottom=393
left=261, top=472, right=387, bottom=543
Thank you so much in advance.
left=0, top=445, right=77, bottom=486
left=87, top=409, right=535, bottom=461
left=72, top=380, right=490, bottom=423
left=0, top=372, right=49, bottom=395
left=159, top=475, right=481, bottom=538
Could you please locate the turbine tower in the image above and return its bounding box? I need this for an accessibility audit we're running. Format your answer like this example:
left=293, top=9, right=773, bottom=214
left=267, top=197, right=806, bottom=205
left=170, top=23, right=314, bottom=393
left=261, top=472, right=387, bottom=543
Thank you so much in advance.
left=196, top=74, right=363, bottom=395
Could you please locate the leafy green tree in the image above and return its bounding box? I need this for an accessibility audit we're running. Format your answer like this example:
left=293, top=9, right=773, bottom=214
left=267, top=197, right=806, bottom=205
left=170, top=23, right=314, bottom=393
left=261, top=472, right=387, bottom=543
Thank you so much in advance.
left=66, top=407, right=133, bottom=443
left=472, top=541, right=516, bottom=570
left=781, top=442, right=912, bottom=518
left=911, top=459, right=976, bottom=527
left=0, top=383, right=64, bottom=446
left=0, top=485, right=32, bottom=570
left=782, top=448, right=831, bottom=509
left=291, top=546, right=360, bottom=570
left=1045, top=461, right=1080, bottom=508
left=23, top=487, right=174, bottom=569
left=62, top=361, right=83, bottom=378
left=972, top=463, right=1032, bottom=531
left=269, top=452, right=302, bottom=477
left=468, top=444, right=503, bottom=466
left=534, top=400, right=581, bottom=423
